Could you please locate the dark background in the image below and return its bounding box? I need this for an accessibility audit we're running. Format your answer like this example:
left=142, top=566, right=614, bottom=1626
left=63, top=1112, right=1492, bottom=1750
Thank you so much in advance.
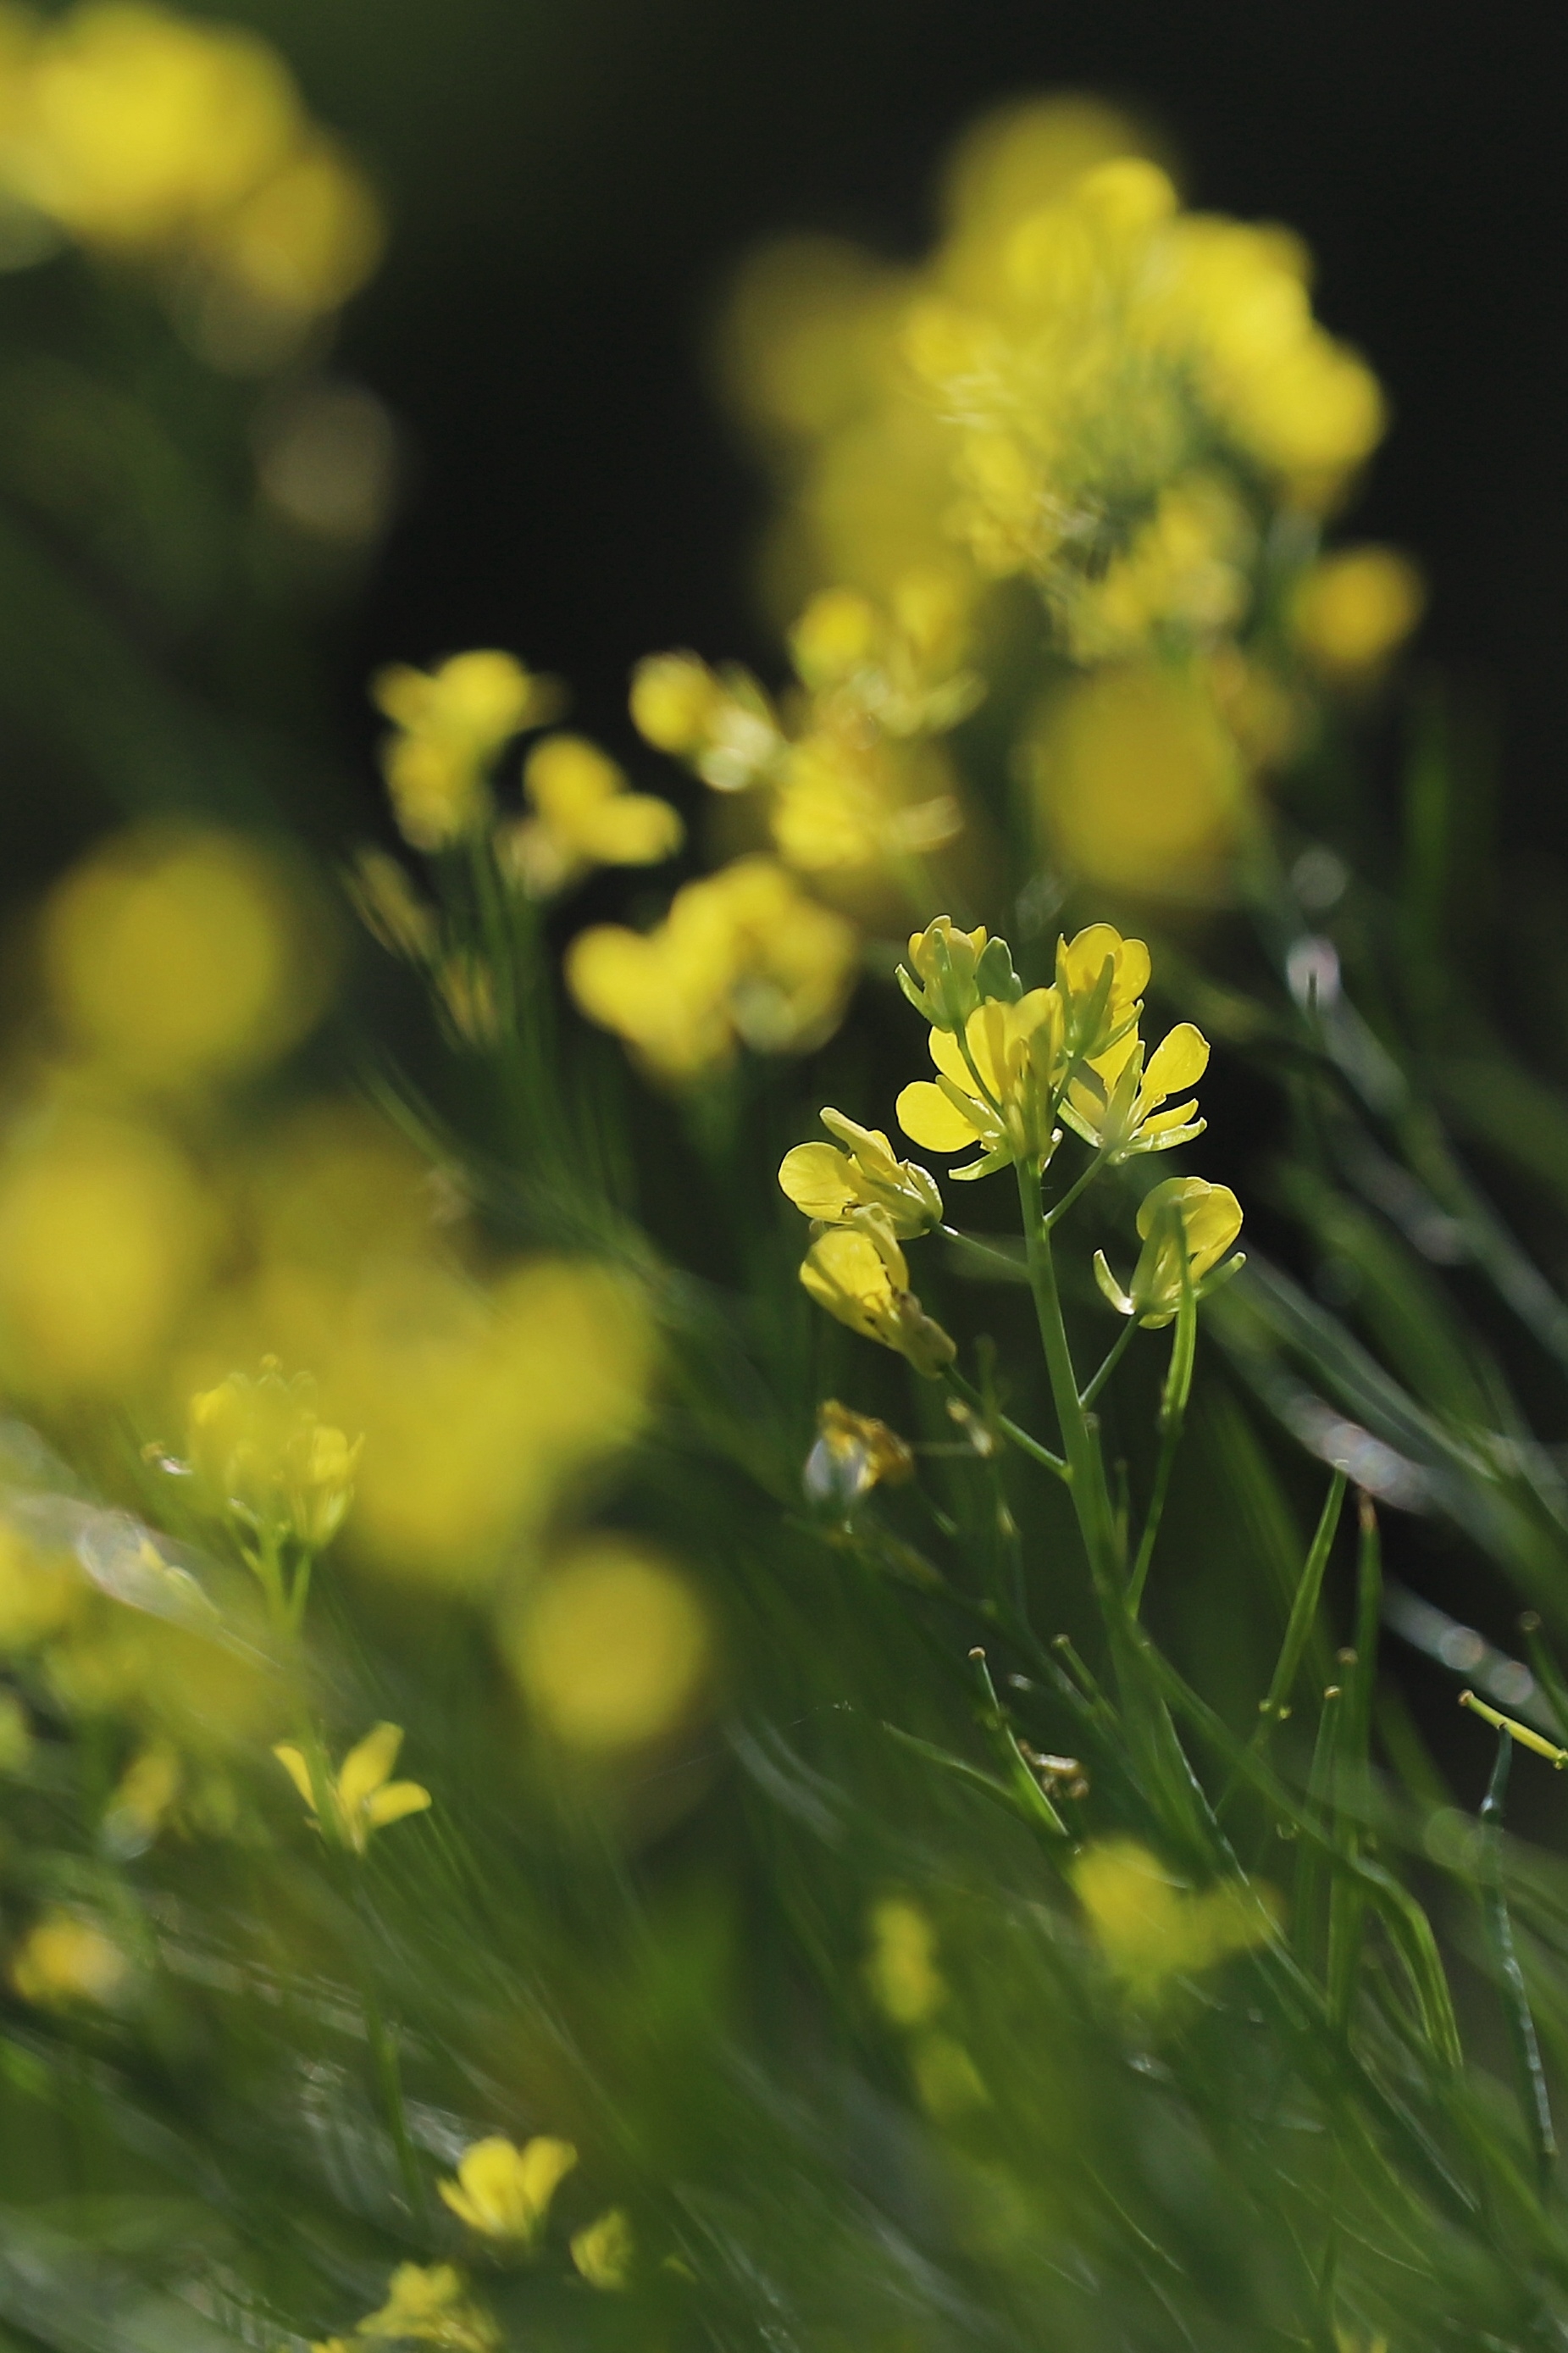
left=224, top=0, right=1565, bottom=855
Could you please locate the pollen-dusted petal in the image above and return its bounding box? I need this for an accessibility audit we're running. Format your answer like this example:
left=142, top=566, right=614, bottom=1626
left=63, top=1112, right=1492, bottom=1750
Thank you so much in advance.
left=1142, top=1021, right=1209, bottom=1100
left=272, top=1743, right=315, bottom=1808
left=364, top=1780, right=432, bottom=1830
left=337, top=1720, right=402, bottom=1809
left=897, top=1080, right=980, bottom=1153
left=778, top=1141, right=856, bottom=1221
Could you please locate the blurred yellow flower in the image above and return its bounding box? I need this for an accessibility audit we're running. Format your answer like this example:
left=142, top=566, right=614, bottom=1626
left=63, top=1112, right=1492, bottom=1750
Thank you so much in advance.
left=804, top=1400, right=914, bottom=1510
left=499, top=733, right=682, bottom=898
left=439, top=2134, right=578, bottom=2248
left=778, top=1107, right=942, bottom=1237
left=0, top=1522, right=80, bottom=1649
left=372, top=651, right=562, bottom=852
left=1290, top=545, right=1426, bottom=683
left=0, top=1108, right=213, bottom=1396
left=1072, top=1837, right=1277, bottom=2001
left=353, top=2263, right=496, bottom=2352
left=567, top=855, right=857, bottom=1083
left=188, top=1358, right=361, bottom=1550
left=629, top=651, right=778, bottom=789
left=799, top=1212, right=955, bottom=1377
left=570, top=2207, right=634, bottom=2290
left=42, top=825, right=330, bottom=1087
left=11, top=1907, right=130, bottom=2008
left=1094, top=1175, right=1244, bottom=1329
left=273, top=1722, right=431, bottom=1855
left=866, top=1895, right=945, bottom=2025
left=504, top=1537, right=710, bottom=1754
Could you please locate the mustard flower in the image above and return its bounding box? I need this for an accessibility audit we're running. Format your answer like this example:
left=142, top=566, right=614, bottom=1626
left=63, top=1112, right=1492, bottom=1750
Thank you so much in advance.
left=896, top=990, right=1064, bottom=1177
left=1052, top=923, right=1149, bottom=1064
left=800, top=1211, right=955, bottom=1377
left=372, top=652, right=562, bottom=852
left=438, top=2134, right=578, bottom=2249
left=499, top=734, right=683, bottom=898
left=803, top=1400, right=915, bottom=1512
left=272, top=1723, right=431, bottom=1855
left=10, top=1908, right=130, bottom=2009
left=629, top=651, right=779, bottom=791
left=1093, top=1175, right=1244, bottom=1328
left=778, top=1107, right=942, bottom=1238
left=1061, top=1020, right=1210, bottom=1162
left=1290, top=546, right=1426, bottom=683
left=570, top=2208, right=634, bottom=2290
left=353, top=2263, right=497, bottom=2351
left=896, top=915, right=1020, bottom=1032
left=187, top=1360, right=361, bottom=1551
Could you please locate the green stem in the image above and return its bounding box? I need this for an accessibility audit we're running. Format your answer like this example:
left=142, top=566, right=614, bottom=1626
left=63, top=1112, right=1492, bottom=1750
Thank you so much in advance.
left=1127, top=1287, right=1196, bottom=1615
left=1044, top=1144, right=1111, bottom=1231
left=1015, top=1157, right=1122, bottom=1598
left=943, top=1367, right=1067, bottom=1480
left=1080, top=1315, right=1138, bottom=1411
left=1479, top=1729, right=1557, bottom=2194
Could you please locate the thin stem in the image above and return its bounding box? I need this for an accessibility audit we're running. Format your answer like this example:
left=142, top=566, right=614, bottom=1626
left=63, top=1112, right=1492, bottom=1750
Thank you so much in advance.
left=1478, top=1729, right=1557, bottom=2194
left=1044, top=1144, right=1111, bottom=1231
left=943, top=1366, right=1067, bottom=1480
left=1080, top=1316, right=1138, bottom=1411
left=1127, top=1253, right=1199, bottom=1616
left=1014, top=1157, right=1123, bottom=1596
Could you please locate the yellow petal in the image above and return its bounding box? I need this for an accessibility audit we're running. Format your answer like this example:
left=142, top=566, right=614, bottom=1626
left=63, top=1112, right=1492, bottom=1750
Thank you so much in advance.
left=570, top=2207, right=633, bottom=2290
left=778, top=1142, right=855, bottom=1221
left=1141, top=1022, right=1209, bottom=1101
left=897, top=1079, right=980, bottom=1154
left=338, top=1721, right=403, bottom=1809
left=524, top=734, right=621, bottom=823
left=364, top=1780, right=432, bottom=1830
left=272, top=1744, right=315, bottom=1810
left=801, top=1229, right=895, bottom=1318
left=517, top=2134, right=579, bottom=2216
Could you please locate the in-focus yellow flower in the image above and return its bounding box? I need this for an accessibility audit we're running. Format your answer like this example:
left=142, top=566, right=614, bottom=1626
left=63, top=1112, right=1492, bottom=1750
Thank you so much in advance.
left=803, top=1400, right=915, bottom=1511
left=800, top=1212, right=955, bottom=1377
left=438, top=2134, right=578, bottom=2249
left=1072, top=1838, right=1277, bottom=2001
left=11, top=1908, right=130, bottom=2009
left=499, top=734, right=682, bottom=898
left=1061, top=1020, right=1210, bottom=1163
left=570, top=2207, right=634, bottom=2290
left=778, top=1107, right=941, bottom=1237
left=273, top=1723, right=431, bottom=1855
left=1094, top=1175, right=1244, bottom=1328
left=896, top=915, right=1017, bottom=1032
left=1290, top=545, right=1426, bottom=683
left=353, top=2263, right=497, bottom=2351
left=896, top=991, right=1063, bottom=1179
left=1051, top=923, right=1149, bottom=1062
left=567, top=856, right=857, bottom=1083
left=188, top=1359, right=361, bottom=1549
left=372, top=652, right=562, bottom=852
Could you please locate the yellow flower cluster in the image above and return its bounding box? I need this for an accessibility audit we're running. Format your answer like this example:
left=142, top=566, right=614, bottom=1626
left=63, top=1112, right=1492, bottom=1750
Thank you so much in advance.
left=631, top=574, right=978, bottom=880
left=313, top=2263, right=496, bottom=2353
left=438, top=2133, right=577, bottom=2248
left=0, top=1, right=381, bottom=360
left=1072, top=1838, right=1277, bottom=2004
left=567, top=854, right=857, bottom=1084
left=371, top=652, right=564, bottom=854
left=187, top=1357, right=361, bottom=1551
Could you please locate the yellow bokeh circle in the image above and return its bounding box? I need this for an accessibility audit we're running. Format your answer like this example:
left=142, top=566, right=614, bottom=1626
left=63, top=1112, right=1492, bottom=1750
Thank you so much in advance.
left=504, top=1539, right=710, bottom=1754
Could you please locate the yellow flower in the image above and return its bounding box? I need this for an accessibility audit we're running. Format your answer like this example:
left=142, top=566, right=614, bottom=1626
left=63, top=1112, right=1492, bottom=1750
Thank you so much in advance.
left=629, top=651, right=779, bottom=790
left=804, top=1400, right=914, bottom=1511
left=1061, top=1019, right=1210, bottom=1163
left=498, top=734, right=682, bottom=898
left=1290, top=545, right=1425, bottom=683
left=1072, top=1838, right=1277, bottom=2002
left=1051, top=923, right=1149, bottom=1063
left=438, top=2134, right=578, bottom=2248
left=273, top=1723, right=431, bottom=1855
left=896, top=915, right=1012, bottom=1031
left=1093, top=1175, right=1244, bottom=1328
left=778, top=1107, right=941, bottom=1237
left=865, top=1895, right=945, bottom=2025
left=567, top=856, right=857, bottom=1083
left=187, top=1360, right=361, bottom=1549
left=11, top=1909, right=130, bottom=2009
left=800, top=1213, right=954, bottom=1378
left=354, top=2263, right=497, bottom=2351
left=371, top=652, right=562, bottom=852
left=570, top=2207, right=634, bottom=2290
left=896, top=990, right=1064, bottom=1178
